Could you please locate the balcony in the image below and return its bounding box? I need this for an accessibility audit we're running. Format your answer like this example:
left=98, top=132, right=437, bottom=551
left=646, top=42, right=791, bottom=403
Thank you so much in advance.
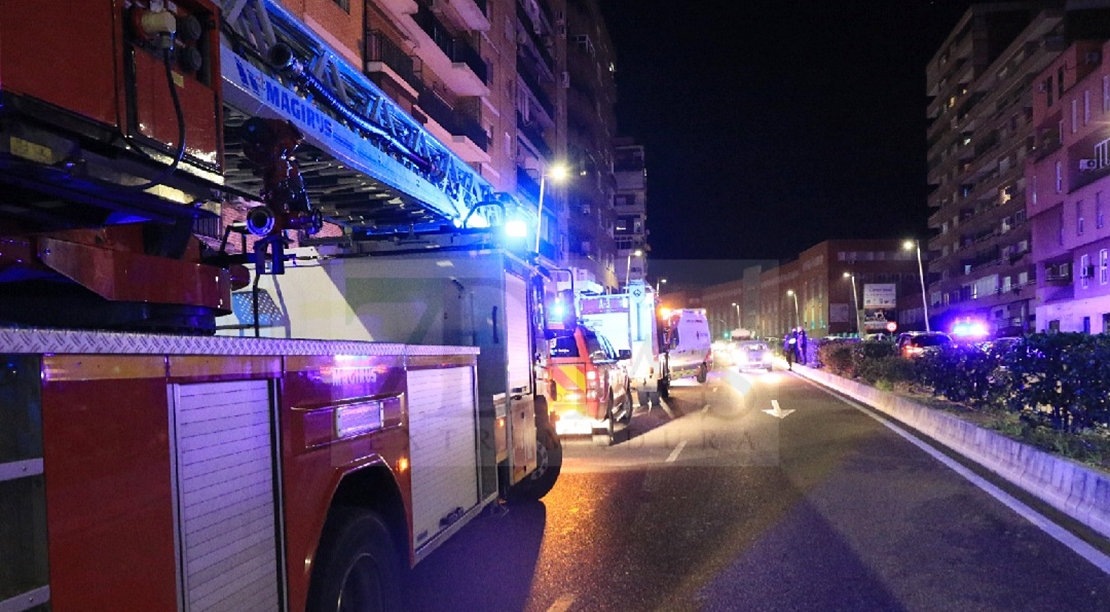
left=517, top=57, right=555, bottom=120
left=517, top=111, right=551, bottom=157
left=517, top=166, right=541, bottom=204
left=416, top=89, right=489, bottom=163
left=382, top=1, right=488, bottom=96
left=429, top=0, right=490, bottom=32
left=365, top=31, right=419, bottom=94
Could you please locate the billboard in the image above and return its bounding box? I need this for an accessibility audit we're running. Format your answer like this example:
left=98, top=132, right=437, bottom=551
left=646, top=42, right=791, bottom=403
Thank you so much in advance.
left=863, top=283, right=896, bottom=331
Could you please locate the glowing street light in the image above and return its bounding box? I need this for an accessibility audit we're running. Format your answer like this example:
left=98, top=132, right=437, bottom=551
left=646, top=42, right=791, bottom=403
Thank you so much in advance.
left=656, top=278, right=667, bottom=295
left=904, top=239, right=931, bottom=332
left=535, top=163, right=569, bottom=253
left=625, top=248, right=643, bottom=287
left=786, top=289, right=800, bottom=328
left=731, top=302, right=741, bottom=327
left=843, top=272, right=862, bottom=336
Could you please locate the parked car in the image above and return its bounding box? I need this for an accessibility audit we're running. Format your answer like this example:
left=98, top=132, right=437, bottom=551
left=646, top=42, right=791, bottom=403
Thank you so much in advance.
left=896, top=331, right=953, bottom=357
left=735, top=340, right=774, bottom=372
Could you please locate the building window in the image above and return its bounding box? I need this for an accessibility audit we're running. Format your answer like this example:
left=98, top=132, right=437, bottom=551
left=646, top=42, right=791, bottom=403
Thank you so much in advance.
left=1056, top=161, right=1063, bottom=193
left=1081, top=253, right=1091, bottom=289
left=1085, top=90, right=1092, bottom=124
left=1099, top=192, right=1105, bottom=229
left=332, top=0, right=350, bottom=12
left=1031, top=175, right=1038, bottom=206
left=1078, top=200, right=1085, bottom=235
left=1048, top=76, right=1055, bottom=106
left=1101, top=249, right=1108, bottom=285
left=1084, top=316, right=1092, bottom=334
left=1073, top=98, right=1079, bottom=133
left=1104, top=75, right=1110, bottom=113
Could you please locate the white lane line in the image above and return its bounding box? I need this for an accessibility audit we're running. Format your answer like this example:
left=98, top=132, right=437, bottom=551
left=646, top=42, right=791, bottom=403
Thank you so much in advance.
left=666, top=440, right=688, bottom=463
left=701, top=403, right=710, bottom=413
left=547, top=594, right=577, bottom=612
left=814, top=385, right=1110, bottom=575
left=658, top=398, right=675, bottom=418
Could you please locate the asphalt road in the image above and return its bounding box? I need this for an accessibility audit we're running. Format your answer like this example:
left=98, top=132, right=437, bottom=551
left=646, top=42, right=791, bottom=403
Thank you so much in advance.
left=405, top=368, right=1110, bottom=611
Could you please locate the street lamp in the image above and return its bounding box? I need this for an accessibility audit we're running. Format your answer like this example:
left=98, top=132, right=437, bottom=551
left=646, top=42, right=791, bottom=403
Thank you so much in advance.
left=656, top=278, right=667, bottom=295
left=786, top=289, right=800, bottom=328
left=625, top=248, right=643, bottom=287
left=843, top=272, right=862, bottom=336
left=535, top=163, right=569, bottom=253
left=904, top=239, right=931, bottom=332
left=731, top=302, right=741, bottom=328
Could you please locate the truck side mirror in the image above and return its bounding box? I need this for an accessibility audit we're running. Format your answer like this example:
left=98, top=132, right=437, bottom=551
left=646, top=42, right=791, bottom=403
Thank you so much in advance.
left=617, top=349, right=631, bottom=361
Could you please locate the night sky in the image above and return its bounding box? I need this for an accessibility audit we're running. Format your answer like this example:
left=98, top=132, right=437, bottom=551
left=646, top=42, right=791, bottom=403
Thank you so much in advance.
left=600, top=0, right=976, bottom=263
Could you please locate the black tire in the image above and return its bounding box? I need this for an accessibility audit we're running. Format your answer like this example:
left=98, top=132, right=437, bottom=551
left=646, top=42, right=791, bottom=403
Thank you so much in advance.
left=509, top=426, right=562, bottom=501
left=658, top=377, right=670, bottom=399
left=307, top=508, right=402, bottom=612
left=606, top=393, right=617, bottom=445
left=696, top=363, right=708, bottom=384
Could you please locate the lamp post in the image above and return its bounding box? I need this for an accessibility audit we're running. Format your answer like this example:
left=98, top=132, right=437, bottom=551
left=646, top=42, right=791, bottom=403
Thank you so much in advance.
left=656, top=278, right=667, bottom=295
left=535, top=163, right=569, bottom=253
left=904, top=239, right=931, bottom=332
left=731, top=302, right=741, bottom=329
left=786, top=289, right=800, bottom=329
left=843, top=272, right=862, bottom=336
left=625, top=248, right=643, bottom=287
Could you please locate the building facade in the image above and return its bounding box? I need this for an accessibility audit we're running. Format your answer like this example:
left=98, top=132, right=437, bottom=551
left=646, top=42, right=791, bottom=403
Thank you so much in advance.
left=271, top=0, right=622, bottom=278
left=564, top=0, right=621, bottom=290
left=614, top=137, right=648, bottom=287
left=1029, top=39, right=1110, bottom=332
left=925, top=2, right=1067, bottom=336
left=925, top=2, right=1110, bottom=336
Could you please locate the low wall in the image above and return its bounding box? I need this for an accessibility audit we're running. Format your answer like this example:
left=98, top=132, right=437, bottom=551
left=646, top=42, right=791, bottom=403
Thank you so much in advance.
left=795, top=364, right=1110, bottom=540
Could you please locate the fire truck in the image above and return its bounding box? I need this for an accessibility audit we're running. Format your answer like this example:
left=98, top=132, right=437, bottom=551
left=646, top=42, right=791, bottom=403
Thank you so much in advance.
left=1, top=1, right=560, bottom=611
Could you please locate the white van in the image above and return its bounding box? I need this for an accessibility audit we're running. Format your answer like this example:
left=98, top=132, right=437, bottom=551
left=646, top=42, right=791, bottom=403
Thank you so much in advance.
left=663, top=309, right=713, bottom=385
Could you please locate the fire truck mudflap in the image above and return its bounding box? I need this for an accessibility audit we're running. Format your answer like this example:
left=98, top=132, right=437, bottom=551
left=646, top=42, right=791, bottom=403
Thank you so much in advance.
left=0, top=327, right=480, bottom=612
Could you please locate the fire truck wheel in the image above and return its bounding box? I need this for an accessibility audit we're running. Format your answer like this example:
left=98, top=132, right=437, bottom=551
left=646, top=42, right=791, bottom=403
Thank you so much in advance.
left=509, top=426, right=562, bottom=502
left=308, top=508, right=402, bottom=612
left=696, top=363, right=708, bottom=384
left=659, top=378, right=670, bottom=399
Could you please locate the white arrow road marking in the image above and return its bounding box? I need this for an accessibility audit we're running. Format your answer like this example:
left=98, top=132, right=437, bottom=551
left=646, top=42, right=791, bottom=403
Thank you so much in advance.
left=666, top=440, right=688, bottom=463
left=763, top=399, right=795, bottom=419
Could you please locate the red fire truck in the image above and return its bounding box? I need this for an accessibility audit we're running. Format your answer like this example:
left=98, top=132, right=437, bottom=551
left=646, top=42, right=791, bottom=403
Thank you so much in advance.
left=0, top=2, right=561, bottom=611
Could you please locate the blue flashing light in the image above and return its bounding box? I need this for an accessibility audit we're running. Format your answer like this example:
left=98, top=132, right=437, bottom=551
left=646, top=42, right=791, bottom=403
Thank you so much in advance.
left=951, top=320, right=989, bottom=338
left=550, top=300, right=567, bottom=320
left=504, top=219, right=528, bottom=238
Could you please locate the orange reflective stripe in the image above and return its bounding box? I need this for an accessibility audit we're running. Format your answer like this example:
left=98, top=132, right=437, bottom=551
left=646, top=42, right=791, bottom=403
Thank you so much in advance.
left=550, top=364, right=585, bottom=392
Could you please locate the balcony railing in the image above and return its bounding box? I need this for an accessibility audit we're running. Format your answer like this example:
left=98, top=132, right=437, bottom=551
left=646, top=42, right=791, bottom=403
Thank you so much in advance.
left=412, top=4, right=488, bottom=84
left=517, top=57, right=555, bottom=119
left=517, top=111, right=551, bottom=157
left=517, top=166, right=541, bottom=203
left=417, top=89, right=489, bottom=151
left=367, top=31, right=418, bottom=88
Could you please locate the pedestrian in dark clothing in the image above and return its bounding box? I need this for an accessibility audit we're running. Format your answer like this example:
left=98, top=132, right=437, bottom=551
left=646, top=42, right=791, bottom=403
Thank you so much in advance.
left=784, top=328, right=797, bottom=371
left=798, top=328, right=808, bottom=365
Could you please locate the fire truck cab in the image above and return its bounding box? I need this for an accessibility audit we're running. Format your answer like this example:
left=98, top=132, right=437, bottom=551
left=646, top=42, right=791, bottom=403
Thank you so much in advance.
left=547, top=325, right=632, bottom=443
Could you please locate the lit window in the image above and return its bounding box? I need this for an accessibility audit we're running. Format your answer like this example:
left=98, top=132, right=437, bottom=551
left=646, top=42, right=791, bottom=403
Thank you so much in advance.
left=1101, top=249, right=1108, bottom=285
left=1081, top=253, right=1091, bottom=289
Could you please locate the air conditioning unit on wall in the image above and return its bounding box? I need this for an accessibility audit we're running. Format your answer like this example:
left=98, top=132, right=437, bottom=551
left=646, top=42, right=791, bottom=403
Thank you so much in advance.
left=1080, top=159, right=1099, bottom=171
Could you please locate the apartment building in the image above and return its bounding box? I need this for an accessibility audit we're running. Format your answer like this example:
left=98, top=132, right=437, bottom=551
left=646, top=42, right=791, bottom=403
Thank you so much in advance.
left=925, top=2, right=1068, bottom=336
left=272, top=0, right=621, bottom=275
left=614, top=137, right=648, bottom=287
left=564, top=0, right=620, bottom=290
left=925, top=2, right=1110, bottom=335
left=1029, top=39, right=1110, bottom=332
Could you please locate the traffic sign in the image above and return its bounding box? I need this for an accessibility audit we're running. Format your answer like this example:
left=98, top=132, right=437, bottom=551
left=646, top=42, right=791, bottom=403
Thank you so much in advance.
left=886, top=321, right=898, bottom=332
